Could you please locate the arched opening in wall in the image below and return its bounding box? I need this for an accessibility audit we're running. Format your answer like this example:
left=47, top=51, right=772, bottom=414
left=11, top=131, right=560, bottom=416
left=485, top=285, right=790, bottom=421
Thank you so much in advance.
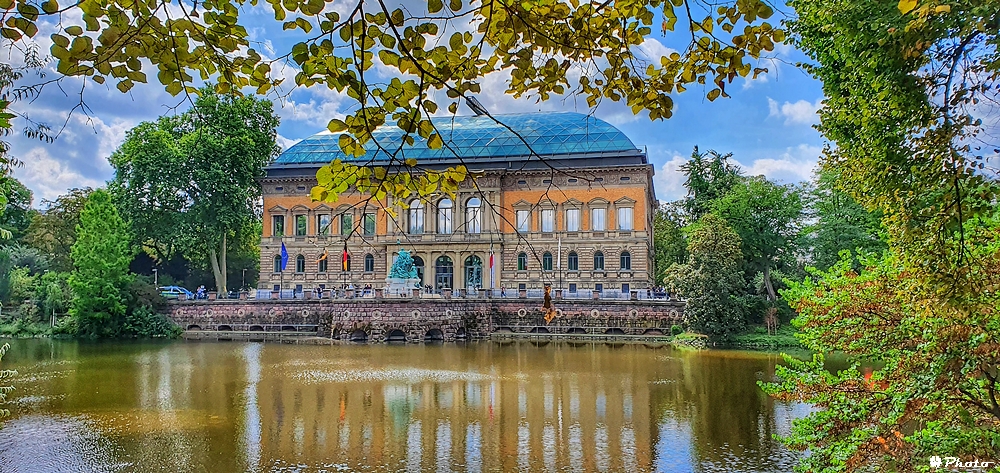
left=424, top=328, right=444, bottom=343
left=566, top=327, right=587, bottom=335
left=643, top=328, right=664, bottom=336
left=217, top=325, right=233, bottom=331
left=494, top=327, right=513, bottom=333
left=281, top=325, right=297, bottom=332
left=350, top=330, right=368, bottom=343
left=604, top=328, right=626, bottom=336
left=186, top=324, right=202, bottom=330
left=529, top=327, right=550, bottom=334
left=331, top=328, right=341, bottom=339
left=249, top=325, right=264, bottom=332
left=455, top=328, right=467, bottom=340
left=386, top=329, right=407, bottom=343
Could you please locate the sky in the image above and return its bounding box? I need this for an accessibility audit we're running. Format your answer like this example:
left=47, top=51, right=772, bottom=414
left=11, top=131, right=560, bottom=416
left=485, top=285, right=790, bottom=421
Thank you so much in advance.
left=8, top=3, right=826, bottom=207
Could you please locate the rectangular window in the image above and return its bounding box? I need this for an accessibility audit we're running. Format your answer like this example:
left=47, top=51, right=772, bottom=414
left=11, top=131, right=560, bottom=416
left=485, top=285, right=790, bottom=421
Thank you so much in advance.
left=295, top=215, right=307, bottom=236
left=591, top=208, right=606, bottom=231
left=317, top=215, right=331, bottom=236
left=569, top=283, right=577, bottom=293
left=541, top=209, right=554, bottom=233
left=566, top=209, right=580, bottom=232
left=272, top=215, right=284, bottom=236
left=363, top=213, right=375, bottom=235
left=340, top=214, right=353, bottom=235
left=516, top=210, right=530, bottom=232
left=518, top=283, right=526, bottom=291
left=595, top=283, right=603, bottom=293
left=622, top=283, right=630, bottom=294
left=617, top=207, right=633, bottom=231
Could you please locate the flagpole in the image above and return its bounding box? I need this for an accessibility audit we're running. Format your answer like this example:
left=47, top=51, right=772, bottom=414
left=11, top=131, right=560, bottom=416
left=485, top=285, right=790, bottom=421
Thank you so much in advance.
left=557, top=236, right=562, bottom=292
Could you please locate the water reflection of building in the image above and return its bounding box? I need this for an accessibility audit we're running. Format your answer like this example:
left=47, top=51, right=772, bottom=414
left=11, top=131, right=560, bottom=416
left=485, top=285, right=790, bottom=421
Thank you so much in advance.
left=249, top=344, right=659, bottom=471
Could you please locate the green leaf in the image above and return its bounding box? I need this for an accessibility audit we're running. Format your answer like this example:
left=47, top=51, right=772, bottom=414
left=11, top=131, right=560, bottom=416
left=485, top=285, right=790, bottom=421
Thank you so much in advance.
left=428, top=0, right=442, bottom=13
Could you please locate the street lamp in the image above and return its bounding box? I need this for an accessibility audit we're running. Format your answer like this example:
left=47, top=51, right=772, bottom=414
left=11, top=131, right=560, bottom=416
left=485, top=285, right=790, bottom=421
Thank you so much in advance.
left=152, top=268, right=158, bottom=287
left=241, top=269, right=247, bottom=291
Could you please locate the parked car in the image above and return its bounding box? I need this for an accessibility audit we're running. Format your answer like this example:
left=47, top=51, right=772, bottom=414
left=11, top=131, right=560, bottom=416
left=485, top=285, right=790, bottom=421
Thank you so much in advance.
left=159, top=286, right=194, bottom=300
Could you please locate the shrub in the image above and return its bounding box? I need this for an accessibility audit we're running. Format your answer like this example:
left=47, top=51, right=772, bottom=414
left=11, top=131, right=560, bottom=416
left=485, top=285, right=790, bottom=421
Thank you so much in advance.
left=670, top=324, right=684, bottom=336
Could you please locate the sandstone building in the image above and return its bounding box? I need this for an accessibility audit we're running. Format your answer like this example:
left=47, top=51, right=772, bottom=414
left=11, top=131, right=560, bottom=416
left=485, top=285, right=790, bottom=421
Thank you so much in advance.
left=260, top=111, right=656, bottom=295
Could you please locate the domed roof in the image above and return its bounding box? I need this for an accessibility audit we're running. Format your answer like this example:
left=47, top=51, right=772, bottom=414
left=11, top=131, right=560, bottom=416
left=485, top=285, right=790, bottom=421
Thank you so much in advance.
left=273, top=111, right=639, bottom=166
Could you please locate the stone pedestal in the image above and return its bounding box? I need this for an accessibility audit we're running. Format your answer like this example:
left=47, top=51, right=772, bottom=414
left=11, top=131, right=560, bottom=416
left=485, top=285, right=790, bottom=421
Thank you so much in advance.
left=270, top=291, right=280, bottom=300
left=555, top=289, right=563, bottom=300
left=374, top=288, right=384, bottom=299
left=208, top=291, right=217, bottom=301
left=630, top=290, right=638, bottom=301
left=592, top=290, right=600, bottom=300
left=443, top=289, right=452, bottom=300
left=346, top=289, right=355, bottom=299
left=518, top=289, right=526, bottom=299
left=178, top=293, right=187, bottom=301
left=239, top=291, right=248, bottom=300
left=411, top=288, right=420, bottom=298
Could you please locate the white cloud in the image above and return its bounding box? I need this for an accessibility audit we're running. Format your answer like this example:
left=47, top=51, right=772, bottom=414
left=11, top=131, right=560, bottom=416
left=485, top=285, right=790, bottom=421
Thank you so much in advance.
left=767, top=97, right=822, bottom=126
left=651, top=152, right=688, bottom=202
left=736, top=144, right=822, bottom=184
left=13, top=147, right=106, bottom=202
left=635, top=38, right=678, bottom=63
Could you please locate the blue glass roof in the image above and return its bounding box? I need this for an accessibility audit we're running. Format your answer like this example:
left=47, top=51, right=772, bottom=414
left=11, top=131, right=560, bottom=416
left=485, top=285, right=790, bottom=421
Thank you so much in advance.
left=274, top=112, right=638, bottom=165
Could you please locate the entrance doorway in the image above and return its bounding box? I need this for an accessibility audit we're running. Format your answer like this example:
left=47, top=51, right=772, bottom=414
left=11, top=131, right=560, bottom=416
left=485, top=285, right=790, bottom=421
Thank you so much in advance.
left=435, top=256, right=453, bottom=290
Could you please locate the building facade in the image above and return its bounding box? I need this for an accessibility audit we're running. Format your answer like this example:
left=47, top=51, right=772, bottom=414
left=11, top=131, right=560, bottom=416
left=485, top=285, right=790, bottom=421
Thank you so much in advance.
left=259, top=112, right=656, bottom=295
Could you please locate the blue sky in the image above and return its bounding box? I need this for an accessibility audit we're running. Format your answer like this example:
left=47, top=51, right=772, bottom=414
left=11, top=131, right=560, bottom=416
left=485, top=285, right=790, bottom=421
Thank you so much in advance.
left=9, top=4, right=826, bottom=205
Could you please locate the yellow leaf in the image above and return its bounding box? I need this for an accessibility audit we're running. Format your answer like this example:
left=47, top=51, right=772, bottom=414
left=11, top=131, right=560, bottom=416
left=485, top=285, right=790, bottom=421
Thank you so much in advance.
left=898, top=0, right=917, bottom=14
left=404, top=158, right=417, bottom=166
left=934, top=4, right=950, bottom=13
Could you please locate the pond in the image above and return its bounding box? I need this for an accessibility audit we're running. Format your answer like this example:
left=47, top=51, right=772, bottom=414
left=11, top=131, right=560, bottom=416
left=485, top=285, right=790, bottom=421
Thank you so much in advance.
left=0, top=340, right=813, bottom=472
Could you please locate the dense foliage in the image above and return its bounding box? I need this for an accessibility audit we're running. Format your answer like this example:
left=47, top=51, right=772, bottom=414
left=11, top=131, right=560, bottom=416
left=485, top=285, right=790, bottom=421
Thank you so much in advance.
left=663, top=214, right=745, bottom=339
left=758, top=0, right=1000, bottom=470
left=109, top=88, right=278, bottom=293
left=68, top=189, right=134, bottom=338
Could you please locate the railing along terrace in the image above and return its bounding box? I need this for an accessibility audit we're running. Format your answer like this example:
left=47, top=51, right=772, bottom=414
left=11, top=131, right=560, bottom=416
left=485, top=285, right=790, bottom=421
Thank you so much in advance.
left=241, top=288, right=680, bottom=302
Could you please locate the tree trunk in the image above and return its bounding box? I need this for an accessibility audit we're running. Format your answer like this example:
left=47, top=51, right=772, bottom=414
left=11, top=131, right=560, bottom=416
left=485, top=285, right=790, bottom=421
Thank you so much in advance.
left=763, top=265, right=777, bottom=302
left=208, top=233, right=228, bottom=293
left=220, top=232, right=227, bottom=293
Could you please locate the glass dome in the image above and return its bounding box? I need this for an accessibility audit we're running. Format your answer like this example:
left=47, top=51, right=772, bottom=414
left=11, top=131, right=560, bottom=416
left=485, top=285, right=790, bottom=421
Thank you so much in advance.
left=274, top=111, right=638, bottom=165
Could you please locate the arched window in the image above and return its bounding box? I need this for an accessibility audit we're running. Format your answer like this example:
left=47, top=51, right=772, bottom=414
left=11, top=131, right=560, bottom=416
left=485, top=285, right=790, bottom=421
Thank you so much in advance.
left=567, top=251, right=578, bottom=271
left=413, top=256, right=425, bottom=284
left=408, top=200, right=424, bottom=234
left=435, top=256, right=454, bottom=290
left=593, top=251, right=604, bottom=271
left=542, top=252, right=553, bottom=271
left=273, top=255, right=282, bottom=273
left=437, top=199, right=453, bottom=234
left=295, top=255, right=306, bottom=273
left=364, top=254, right=374, bottom=272
left=517, top=252, right=527, bottom=271
left=466, top=197, right=482, bottom=233
left=464, top=255, right=483, bottom=289
left=620, top=251, right=631, bottom=270
left=318, top=256, right=328, bottom=273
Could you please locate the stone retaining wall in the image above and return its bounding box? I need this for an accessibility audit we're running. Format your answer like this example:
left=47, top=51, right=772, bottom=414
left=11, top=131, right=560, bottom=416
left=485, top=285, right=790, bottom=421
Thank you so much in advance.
left=163, top=298, right=685, bottom=343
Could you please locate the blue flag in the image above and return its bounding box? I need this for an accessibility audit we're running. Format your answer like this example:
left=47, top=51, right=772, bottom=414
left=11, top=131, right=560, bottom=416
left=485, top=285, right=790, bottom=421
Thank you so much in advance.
left=280, top=242, right=289, bottom=271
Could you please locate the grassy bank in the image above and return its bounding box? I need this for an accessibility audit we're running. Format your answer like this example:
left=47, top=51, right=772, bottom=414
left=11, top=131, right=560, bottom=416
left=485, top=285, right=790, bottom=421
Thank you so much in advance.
left=729, top=325, right=802, bottom=350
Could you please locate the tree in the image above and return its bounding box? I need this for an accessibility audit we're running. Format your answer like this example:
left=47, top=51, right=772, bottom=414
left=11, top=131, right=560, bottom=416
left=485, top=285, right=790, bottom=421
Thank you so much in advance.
left=678, top=147, right=743, bottom=221
left=663, top=213, right=745, bottom=339
left=110, top=88, right=279, bottom=292
left=711, top=176, right=803, bottom=302
left=0, top=177, right=32, bottom=243
left=23, top=188, right=93, bottom=272
left=652, top=202, right=687, bottom=285
left=804, top=168, right=886, bottom=270
left=761, top=0, right=1000, bottom=470
left=69, top=189, right=134, bottom=338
